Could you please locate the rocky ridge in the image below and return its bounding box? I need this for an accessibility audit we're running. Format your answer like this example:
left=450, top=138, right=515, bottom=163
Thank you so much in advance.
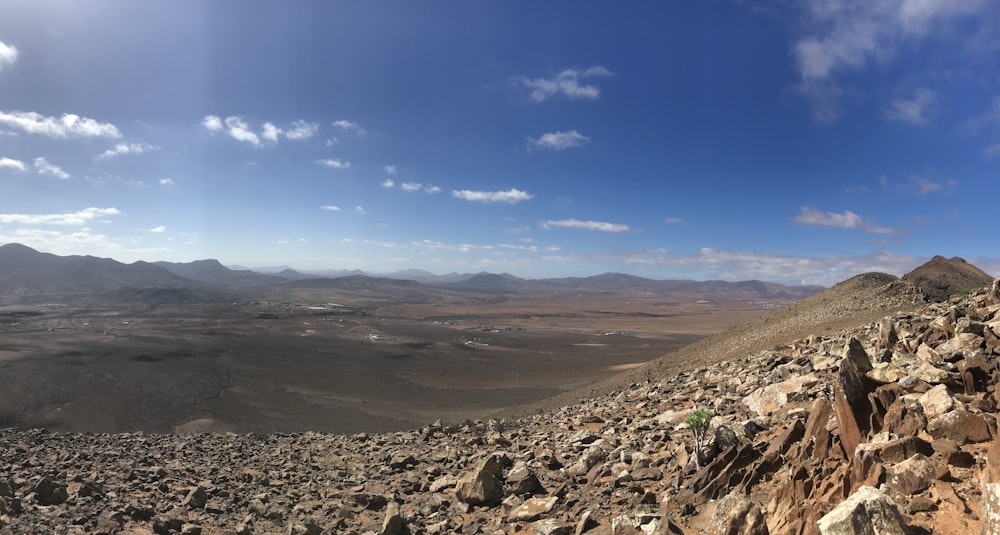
left=2, top=278, right=1000, bottom=534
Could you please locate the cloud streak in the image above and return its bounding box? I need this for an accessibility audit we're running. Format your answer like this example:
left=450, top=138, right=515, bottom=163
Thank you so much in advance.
left=529, top=130, right=591, bottom=150
left=514, top=66, right=614, bottom=102
left=542, top=218, right=630, bottom=232
left=33, top=157, right=70, bottom=179
left=0, top=157, right=27, bottom=172
left=97, top=142, right=159, bottom=160
left=0, top=111, right=122, bottom=138
left=792, top=206, right=893, bottom=234
left=316, top=158, right=351, bottom=169
left=0, top=207, right=120, bottom=226
left=452, top=188, right=533, bottom=204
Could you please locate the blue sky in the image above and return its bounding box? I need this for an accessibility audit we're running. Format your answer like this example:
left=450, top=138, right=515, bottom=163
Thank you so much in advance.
left=1, top=1, right=998, bottom=286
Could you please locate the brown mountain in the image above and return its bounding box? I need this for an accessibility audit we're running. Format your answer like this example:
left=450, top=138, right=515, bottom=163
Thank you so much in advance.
left=0, top=243, right=186, bottom=296
left=902, top=255, right=995, bottom=302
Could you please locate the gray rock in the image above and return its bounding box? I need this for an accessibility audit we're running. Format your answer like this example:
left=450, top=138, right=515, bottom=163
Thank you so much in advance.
left=817, top=486, right=908, bottom=535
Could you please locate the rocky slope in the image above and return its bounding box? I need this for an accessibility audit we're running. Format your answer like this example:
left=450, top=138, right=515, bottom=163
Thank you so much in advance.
left=2, top=277, right=999, bottom=535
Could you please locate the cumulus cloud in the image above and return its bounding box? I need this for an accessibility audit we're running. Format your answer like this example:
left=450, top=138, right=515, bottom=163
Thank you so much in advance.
left=223, top=116, right=261, bottom=146
left=528, top=130, right=591, bottom=151
left=788, top=1, right=988, bottom=122
left=285, top=120, right=318, bottom=140
left=315, top=158, right=351, bottom=169
left=0, top=207, right=120, bottom=226
left=354, top=205, right=367, bottom=215
left=381, top=178, right=395, bottom=188
left=332, top=119, right=367, bottom=136
left=0, top=41, right=17, bottom=72
left=97, top=142, right=159, bottom=160
left=542, top=218, right=630, bottom=232
left=452, top=188, right=534, bottom=204
left=33, top=157, right=70, bottom=179
left=384, top=165, right=397, bottom=175
left=203, top=116, right=318, bottom=145
left=149, top=225, right=166, bottom=233
left=0, top=111, right=122, bottom=138
left=514, top=66, right=614, bottom=102
left=792, top=206, right=893, bottom=234
left=159, top=178, right=174, bottom=186
left=261, top=122, right=282, bottom=143
left=320, top=205, right=342, bottom=212
left=201, top=115, right=223, bottom=132
left=885, top=88, right=937, bottom=124
left=0, top=157, right=27, bottom=172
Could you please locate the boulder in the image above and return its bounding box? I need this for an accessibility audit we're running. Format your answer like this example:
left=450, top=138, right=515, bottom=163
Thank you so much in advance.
left=705, top=493, right=767, bottom=535
left=817, top=486, right=908, bottom=535
left=507, top=495, right=558, bottom=522
left=31, top=476, right=68, bottom=506
left=886, top=454, right=947, bottom=495
left=455, top=455, right=503, bottom=506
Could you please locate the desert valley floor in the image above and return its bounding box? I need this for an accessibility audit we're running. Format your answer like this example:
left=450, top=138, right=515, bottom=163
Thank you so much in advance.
left=0, top=287, right=783, bottom=434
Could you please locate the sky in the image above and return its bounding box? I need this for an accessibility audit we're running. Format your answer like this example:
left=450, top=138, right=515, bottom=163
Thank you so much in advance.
left=1, top=1, right=998, bottom=286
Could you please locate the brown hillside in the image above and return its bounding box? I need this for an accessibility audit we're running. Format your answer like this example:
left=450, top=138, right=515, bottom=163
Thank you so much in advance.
left=903, top=255, right=995, bottom=302
left=501, top=271, right=926, bottom=417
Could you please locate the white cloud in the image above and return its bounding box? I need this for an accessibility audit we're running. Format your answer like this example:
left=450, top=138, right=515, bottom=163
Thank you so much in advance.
left=384, top=165, right=397, bottom=175
left=542, top=218, right=630, bottom=233
left=355, top=205, right=367, bottom=215
left=149, top=225, right=167, bottom=233
left=332, top=119, right=367, bottom=136
left=97, top=142, right=159, bottom=160
left=452, top=188, right=533, bottom=204
left=514, top=66, right=614, bottom=102
left=325, top=137, right=339, bottom=147
left=617, top=248, right=929, bottom=287
left=0, top=111, right=122, bottom=138
left=528, top=129, right=591, bottom=151
left=664, top=217, right=684, bottom=224
left=792, top=206, right=894, bottom=234
left=261, top=122, right=282, bottom=143
left=885, top=88, right=937, bottom=124
left=33, top=157, right=70, bottom=179
left=381, top=178, right=395, bottom=188
left=0, top=41, right=17, bottom=72
left=400, top=182, right=440, bottom=194
left=316, top=158, right=351, bottom=169
left=788, top=1, right=988, bottom=122
left=285, top=120, right=319, bottom=140
left=0, top=157, right=27, bottom=172
left=159, top=178, right=174, bottom=186
left=223, top=116, right=261, bottom=146
left=0, top=207, right=120, bottom=226
left=984, top=143, right=1000, bottom=158
left=320, top=205, right=342, bottom=212
left=201, top=115, right=223, bottom=132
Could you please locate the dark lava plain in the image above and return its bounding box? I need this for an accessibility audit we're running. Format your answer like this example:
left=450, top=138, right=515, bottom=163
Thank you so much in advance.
left=0, top=285, right=781, bottom=434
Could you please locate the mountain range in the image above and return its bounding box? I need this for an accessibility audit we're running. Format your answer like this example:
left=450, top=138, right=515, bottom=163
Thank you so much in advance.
left=1, top=243, right=994, bottom=303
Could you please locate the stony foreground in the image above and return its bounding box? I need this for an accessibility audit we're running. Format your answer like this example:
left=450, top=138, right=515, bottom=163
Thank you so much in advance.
left=2, top=280, right=1000, bottom=535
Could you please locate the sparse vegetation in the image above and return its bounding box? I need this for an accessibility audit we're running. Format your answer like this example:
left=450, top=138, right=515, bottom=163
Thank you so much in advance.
left=684, top=409, right=715, bottom=468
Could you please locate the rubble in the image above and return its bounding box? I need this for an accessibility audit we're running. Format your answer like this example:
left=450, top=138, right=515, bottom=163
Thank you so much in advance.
left=0, top=281, right=998, bottom=534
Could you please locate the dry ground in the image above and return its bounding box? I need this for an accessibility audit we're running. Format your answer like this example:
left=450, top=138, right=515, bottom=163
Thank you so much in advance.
left=0, top=286, right=786, bottom=434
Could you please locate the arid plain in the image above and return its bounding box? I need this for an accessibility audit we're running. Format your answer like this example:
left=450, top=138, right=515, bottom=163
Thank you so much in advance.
left=0, top=283, right=790, bottom=434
